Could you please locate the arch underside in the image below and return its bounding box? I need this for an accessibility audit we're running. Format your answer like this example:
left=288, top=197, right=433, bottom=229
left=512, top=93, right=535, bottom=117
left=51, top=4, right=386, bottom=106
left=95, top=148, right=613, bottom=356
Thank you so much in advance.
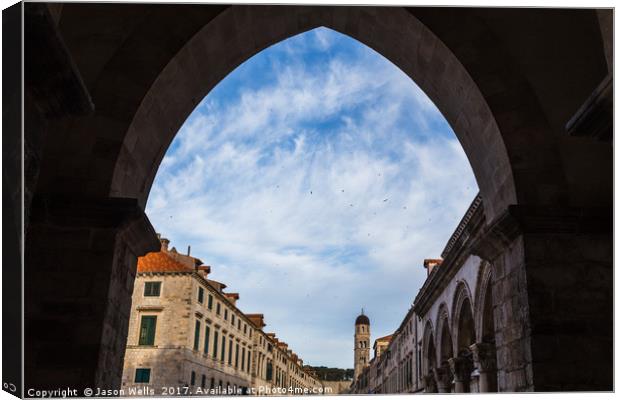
left=41, top=5, right=610, bottom=223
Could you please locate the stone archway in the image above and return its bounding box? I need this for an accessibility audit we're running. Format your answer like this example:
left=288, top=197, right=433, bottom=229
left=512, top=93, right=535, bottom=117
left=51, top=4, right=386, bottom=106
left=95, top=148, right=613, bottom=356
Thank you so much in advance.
left=105, top=6, right=516, bottom=221
left=480, top=281, right=495, bottom=345
left=471, top=263, right=498, bottom=392
left=451, top=283, right=476, bottom=393
left=23, top=3, right=612, bottom=393
left=434, top=305, right=454, bottom=393
left=422, top=321, right=438, bottom=393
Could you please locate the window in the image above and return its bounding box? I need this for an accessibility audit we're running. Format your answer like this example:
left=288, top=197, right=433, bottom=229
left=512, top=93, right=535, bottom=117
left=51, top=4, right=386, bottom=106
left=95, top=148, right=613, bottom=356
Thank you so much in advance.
left=204, top=325, right=211, bottom=354
left=231, top=314, right=235, bottom=325
left=135, top=368, right=151, bottom=383
left=208, top=294, right=213, bottom=309
left=228, top=338, right=233, bottom=364
left=224, top=309, right=228, bottom=320
left=243, top=324, right=247, bottom=335
left=144, top=282, right=161, bottom=297
left=210, top=378, right=215, bottom=389
left=190, top=371, right=196, bottom=386
left=237, top=320, right=241, bottom=330
left=246, top=351, right=251, bottom=373
left=193, top=320, right=201, bottom=351
left=241, top=347, right=246, bottom=371
left=138, top=316, right=157, bottom=346
left=216, top=303, right=221, bottom=315
left=235, top=343, right=240, bottom=368
left=198, top=287, right=204, bottom=303
left=213, top=331, right=219, bottom=358
left=221, top=334, right=226, bottom=361
left=201, top=374, right=206, bottom=389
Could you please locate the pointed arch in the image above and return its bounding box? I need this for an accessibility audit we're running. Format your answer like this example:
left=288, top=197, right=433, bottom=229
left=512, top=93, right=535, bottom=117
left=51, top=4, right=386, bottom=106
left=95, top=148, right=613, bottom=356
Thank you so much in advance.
left=435, top=303, right=453, bottom=364
left=422, top=319, right=437, bottom=376
left=102, top=5, right=516, bottom=221
left=452, top=280, right=476, bottom=356
left=474, top=261, right=495, bottom=344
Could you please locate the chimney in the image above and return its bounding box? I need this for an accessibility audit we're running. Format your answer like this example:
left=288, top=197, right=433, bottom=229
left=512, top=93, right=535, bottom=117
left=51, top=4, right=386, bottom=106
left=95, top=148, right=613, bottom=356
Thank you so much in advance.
left=160, top=237, right=170, bottom=252
left=196, top=265, right=211, bottom=278
left=187, top=245, right=191, bottom=256
left=246, top=314, right=266, bottom=329
left=423, top=258, right=443, bottom=277
left=224, top=292, right=240, bottom=305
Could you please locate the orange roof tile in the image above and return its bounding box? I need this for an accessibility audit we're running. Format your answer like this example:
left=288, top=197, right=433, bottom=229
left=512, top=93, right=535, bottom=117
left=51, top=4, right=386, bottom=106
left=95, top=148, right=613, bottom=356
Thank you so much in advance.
left=137, top=251, right=194, bottom=273
left=376, top=334, right=393, bottom=343
left=224, top=293, right=240, bottom=300
left=246, top=314, right=266, bottom=328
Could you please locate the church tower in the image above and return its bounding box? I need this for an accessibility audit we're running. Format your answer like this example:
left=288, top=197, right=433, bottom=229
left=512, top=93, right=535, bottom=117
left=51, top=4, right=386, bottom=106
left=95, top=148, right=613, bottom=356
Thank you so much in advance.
left=354, top=309, right=370, bottom=381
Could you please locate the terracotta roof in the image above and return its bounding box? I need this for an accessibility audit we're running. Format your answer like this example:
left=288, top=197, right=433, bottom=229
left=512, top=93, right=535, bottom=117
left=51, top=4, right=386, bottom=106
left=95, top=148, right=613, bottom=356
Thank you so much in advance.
left=246, top=314, right=266, bottom=328
left=376, top=334, right=393, bottom=343
left=207, top=279, right=227, bottom=290
left=196, top=265, right=211, bottom=273
left=138, top=251, right=194, bottom=273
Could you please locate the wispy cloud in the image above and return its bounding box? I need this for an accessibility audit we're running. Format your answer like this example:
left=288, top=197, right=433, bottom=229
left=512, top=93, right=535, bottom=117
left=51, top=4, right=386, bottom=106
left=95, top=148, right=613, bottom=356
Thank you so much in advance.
left=146, top=28, right=478, bottom=368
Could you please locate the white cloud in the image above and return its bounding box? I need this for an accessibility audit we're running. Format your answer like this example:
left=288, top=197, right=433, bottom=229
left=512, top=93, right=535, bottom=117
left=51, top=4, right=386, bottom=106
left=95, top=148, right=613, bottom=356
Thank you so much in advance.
left=146, top=29, right=478, bottom=368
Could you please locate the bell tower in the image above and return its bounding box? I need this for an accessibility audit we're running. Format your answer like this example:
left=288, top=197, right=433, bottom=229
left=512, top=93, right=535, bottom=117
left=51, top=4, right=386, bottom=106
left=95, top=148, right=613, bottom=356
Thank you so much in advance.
left=354, top=309, right=370, bottom=381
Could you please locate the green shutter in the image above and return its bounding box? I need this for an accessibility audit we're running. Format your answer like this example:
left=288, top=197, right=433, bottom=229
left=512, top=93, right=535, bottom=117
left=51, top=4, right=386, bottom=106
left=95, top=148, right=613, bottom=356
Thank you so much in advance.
left=213, top=331, right=219, bottom=358
left=139, top=316, right=157, bottom=345
left=135, top=368, right=151, bottom=383
left=193, top=320, right=201, bottom=350
left=198, top=287, right=204, bottom=303
left=204, top=326, right=210, bottom=354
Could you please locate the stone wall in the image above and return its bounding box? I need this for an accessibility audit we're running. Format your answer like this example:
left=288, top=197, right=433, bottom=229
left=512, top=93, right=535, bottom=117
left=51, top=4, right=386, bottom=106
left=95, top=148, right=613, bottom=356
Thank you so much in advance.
left=322, top=380, right=350, bottom=394
left=25, top=197, right=159, bottom=392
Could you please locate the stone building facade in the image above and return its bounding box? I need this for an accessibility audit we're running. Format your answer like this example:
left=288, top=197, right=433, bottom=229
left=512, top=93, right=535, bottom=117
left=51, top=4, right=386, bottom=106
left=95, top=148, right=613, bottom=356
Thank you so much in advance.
left=121, top=237, right=324, bottom=396
left=413, top=196, right=497, bottom=393
left=351, top=195, right=502, bottom=394
left=350, top=307, right=422, bottom=394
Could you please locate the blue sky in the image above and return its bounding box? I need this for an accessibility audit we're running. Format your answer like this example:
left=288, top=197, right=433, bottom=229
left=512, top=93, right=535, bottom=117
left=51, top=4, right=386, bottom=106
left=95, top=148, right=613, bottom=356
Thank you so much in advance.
left=146, top=27, right=478, bottom=368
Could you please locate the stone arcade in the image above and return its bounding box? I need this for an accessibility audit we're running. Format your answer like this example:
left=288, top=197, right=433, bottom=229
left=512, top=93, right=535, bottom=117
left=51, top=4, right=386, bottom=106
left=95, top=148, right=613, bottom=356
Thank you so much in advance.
left=13, top=3, right=612, bottom=394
